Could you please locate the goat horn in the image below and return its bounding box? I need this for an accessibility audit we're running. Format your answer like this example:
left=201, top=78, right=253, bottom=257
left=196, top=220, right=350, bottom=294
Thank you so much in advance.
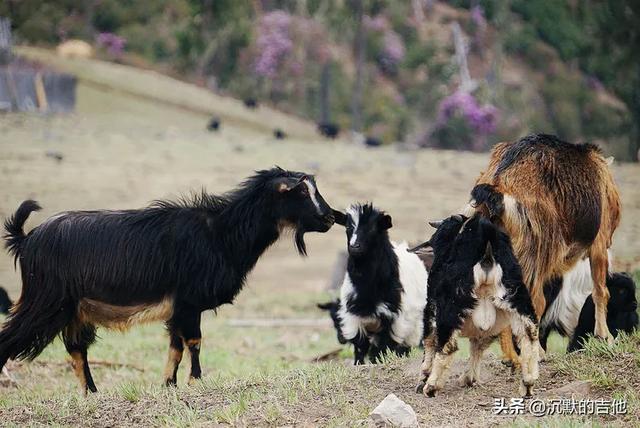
left=428, top=220, right=443, bottom=229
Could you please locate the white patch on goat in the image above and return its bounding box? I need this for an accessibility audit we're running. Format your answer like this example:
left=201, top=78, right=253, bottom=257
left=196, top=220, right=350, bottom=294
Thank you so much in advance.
left=346, top=205, right=360, bottom=246
left=338, top=274, right=362, bottom=341
left=303, top=179, right=322, bottom=215
left=471, top=262, right=504, bottom=332
left=337, top=241, right=428, bottom=348
left=540, top=251, right=612, bottom=337
left=389, top=241, right=429, bottom=347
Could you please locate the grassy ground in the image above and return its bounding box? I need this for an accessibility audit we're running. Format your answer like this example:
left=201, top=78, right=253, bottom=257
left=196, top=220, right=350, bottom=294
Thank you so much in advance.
left=0, top=50, right=639, bottom=426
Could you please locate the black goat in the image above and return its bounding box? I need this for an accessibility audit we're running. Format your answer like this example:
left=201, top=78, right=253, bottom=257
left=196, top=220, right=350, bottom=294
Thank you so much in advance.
left=540, top=268, right=638, bottom=352
left=273, top=128, right=287, bottom=140
left=0, top=287, right=12, bottom=314
left=243, top=98, right=258, bottom=109
left=0, top=168, right=335, bottom=393
left=207, top=117, right=220, bottom=131
left=317, top=122, right=340, bottom=139
left=332, top=204, right=428, bottom=364
left=364, top=136, right=383, bottom=147
left=413, top=214, right=539, bottom=398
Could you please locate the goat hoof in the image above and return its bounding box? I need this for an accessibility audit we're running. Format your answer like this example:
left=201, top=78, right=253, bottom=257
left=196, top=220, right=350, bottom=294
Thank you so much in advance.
left=458, top=374, right=476, bottom=388
left=423, top=384, right=438, bottom=397
left=164, top=379, right=177, bottom=387
left=595, top=332, right=615, bottom=345
left=415, top=380, right=426, bottom=394
left=519, top=381, right=534, bottom=398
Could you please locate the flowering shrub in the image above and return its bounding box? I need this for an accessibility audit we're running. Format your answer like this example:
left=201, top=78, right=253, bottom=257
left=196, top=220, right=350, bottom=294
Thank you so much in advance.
left=437, top=91, right=498, bottom=135
left=253, top=11, right=293, bottom=78
left=431, top=91, right=499, bottom=151
left=96, top=32, right=126, bottom=57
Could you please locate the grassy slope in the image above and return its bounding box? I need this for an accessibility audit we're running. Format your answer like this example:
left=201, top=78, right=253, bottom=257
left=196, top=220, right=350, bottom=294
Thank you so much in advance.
left=0, top=51, right=639, bottom=427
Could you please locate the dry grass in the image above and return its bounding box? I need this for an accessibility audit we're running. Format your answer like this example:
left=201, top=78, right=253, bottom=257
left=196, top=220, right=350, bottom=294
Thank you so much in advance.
left=0, top=50, right=639, bottom=426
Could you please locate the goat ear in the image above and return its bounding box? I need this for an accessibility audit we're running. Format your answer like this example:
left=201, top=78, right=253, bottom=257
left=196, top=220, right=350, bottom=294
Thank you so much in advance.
left=332, top=209, right=347, bottom=226
left=378, top=214, right=392, bottom=230
left=275, top=178, right=299, bottom=193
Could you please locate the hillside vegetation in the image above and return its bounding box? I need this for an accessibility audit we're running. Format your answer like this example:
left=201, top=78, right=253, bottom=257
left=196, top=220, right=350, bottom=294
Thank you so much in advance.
left=2, top=0, right=638, bottom=159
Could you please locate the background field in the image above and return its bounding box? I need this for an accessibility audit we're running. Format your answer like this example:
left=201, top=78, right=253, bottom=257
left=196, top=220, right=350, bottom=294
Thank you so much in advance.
left=0, top=51, right=639, bottom=426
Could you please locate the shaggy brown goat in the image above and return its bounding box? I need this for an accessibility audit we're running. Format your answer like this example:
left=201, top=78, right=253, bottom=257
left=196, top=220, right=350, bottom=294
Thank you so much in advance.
left=465, top=134, right=620, bottom=362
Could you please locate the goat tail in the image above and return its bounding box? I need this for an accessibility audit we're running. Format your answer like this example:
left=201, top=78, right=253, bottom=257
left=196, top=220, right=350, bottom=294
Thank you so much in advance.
left=0, top=281, right=74, bottom=369
left=3, top=200, right=41, bottom=260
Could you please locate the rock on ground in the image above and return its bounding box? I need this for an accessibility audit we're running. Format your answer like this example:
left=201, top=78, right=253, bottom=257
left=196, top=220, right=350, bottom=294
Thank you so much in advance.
left=370, top=393, right=418, bottom=427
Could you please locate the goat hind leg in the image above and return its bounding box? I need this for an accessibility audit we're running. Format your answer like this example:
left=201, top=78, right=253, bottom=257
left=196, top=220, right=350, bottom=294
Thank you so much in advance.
left=63, top=322, right=98, bottom=394
left=510, top=314, right=539, bottom=398
left=423, top=331, right=459, bottom=397
left=590, top=243, right=614, bottom=344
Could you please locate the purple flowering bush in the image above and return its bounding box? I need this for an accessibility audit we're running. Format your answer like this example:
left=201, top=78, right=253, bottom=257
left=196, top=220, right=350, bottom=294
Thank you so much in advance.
left=253, top=11, right=293, bottom=79
left=431, top=91, right=499, bottom=151
left=96, top=32, right=126, bottom=57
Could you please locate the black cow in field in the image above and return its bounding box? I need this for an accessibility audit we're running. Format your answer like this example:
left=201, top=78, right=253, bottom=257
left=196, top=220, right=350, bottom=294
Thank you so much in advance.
left=317, top=122, right=340, bottom=139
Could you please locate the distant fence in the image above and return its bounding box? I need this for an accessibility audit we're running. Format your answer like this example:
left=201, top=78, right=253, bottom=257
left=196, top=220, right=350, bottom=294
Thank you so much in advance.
left=0, top=17, right=77, bottom=113
left=0, top=69, right=77, bottom=112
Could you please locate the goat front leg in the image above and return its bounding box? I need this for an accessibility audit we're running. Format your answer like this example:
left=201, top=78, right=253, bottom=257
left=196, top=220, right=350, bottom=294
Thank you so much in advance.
left=459, top=336, right=492, bottom=387
left=423, top=330, right=459, bottom=397
left=181, top=311, right=203, bottom=385
left=163, top=331, right=184, bottom=386
left=416, top=334, right=436, bottom=393
left=353, top=334, right=370, bottom=365
left=510, top=314, right=539, bottom=398
left=499, top=328, right=520, bottom=370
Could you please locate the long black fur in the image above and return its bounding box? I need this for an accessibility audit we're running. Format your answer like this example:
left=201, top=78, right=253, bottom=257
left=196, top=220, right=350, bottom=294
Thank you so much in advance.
left=0, top=167, right=335, bottom=387
left=424, top=214, right=536, bottom=350
left=0, top=287, right=12, bottom=315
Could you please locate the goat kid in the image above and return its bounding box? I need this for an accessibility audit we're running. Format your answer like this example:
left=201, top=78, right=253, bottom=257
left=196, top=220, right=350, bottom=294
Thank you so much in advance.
left=541, top=265, right=638, bottom=352
left=0, top=168, right=335, bottom=393
left=413, top=214, right=539, bottom=398
left=332, top=204, right=428, bottom=364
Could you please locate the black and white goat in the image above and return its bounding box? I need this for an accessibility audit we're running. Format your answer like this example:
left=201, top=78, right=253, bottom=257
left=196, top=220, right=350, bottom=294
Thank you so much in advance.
left=332, top=204, right=428, bottom=364
left=540, top=261, right=638, bottom=352
left=0, top=167, right=336, bottom=393
left=412, top=214, right=539, bottom=397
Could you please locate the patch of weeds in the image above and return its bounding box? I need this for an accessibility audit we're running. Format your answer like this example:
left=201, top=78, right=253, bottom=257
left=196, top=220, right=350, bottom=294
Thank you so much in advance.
left=213, top=388, right=254, bottom=424
left=264, top=401, right=283, bottom=425
left=118, top=382, right=143, bottom=403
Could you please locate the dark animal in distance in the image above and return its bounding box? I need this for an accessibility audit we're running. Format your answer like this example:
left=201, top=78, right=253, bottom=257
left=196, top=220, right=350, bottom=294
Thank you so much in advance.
left=413, top=214, right=539, bottom=398
left=207, top=117, right=220, bottom=131
left=0, top=287, right=12, bottom=314
left=317, top=122, right=340, bottom=139
left=540, top=268, right=638, bottom=352
left=0, top=167, right=336, bottom=393
left=466, top=134, right=621, bottom=364
left=332, top=203, right=428, bottom=364
left=273, top=128, right=287, bottom=140
left=243, top=98, right=258, bottom=109
left=364, top=136, right=382, bottom=147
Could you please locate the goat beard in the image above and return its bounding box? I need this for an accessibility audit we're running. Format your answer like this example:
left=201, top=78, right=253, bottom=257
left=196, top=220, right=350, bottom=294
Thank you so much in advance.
left=294, top=226, right=308, bottom=256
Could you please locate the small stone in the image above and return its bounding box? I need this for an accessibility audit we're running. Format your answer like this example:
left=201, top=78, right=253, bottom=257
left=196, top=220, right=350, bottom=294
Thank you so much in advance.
left=369, top=393, right=418, bottom=428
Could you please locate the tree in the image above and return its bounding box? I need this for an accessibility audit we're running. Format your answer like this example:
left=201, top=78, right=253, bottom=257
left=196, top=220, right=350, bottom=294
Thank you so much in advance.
left=583, top=1, right=640, bottom=161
